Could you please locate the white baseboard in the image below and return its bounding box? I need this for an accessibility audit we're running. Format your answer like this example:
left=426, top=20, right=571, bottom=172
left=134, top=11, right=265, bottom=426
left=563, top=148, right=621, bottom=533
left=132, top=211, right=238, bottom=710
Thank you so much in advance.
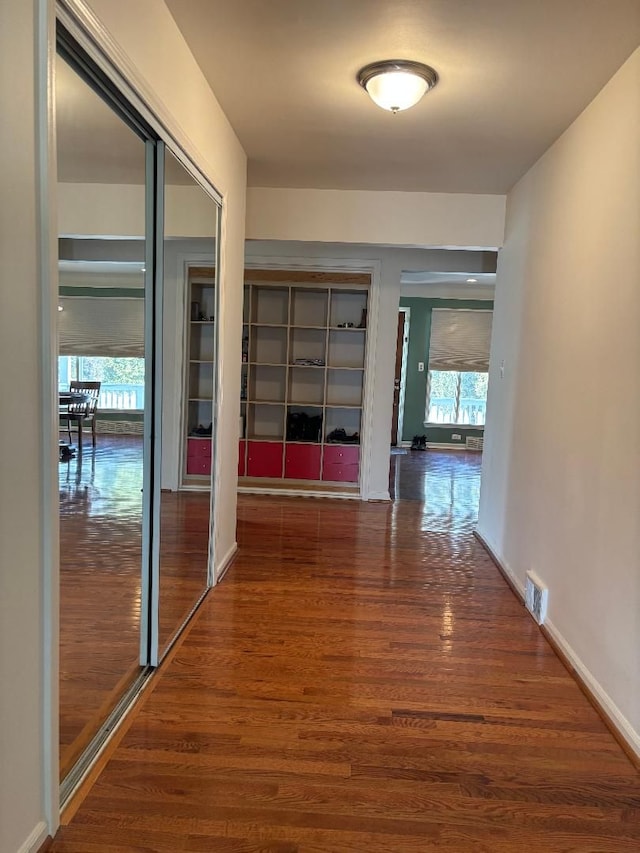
left=542, top=617, right=640, bottom=763
left=18, top=821, right=49, bottom=853
left=237, top=485, right=361, bottom=500
left=426, top=442, right=471, bottom=451
left=475, top=528, right=526, bottom=598
left=474, top=528, right=640, bottom=766
left=366, top=490, right=391, bottom=502
left=215, top=541, right=238, bottom=583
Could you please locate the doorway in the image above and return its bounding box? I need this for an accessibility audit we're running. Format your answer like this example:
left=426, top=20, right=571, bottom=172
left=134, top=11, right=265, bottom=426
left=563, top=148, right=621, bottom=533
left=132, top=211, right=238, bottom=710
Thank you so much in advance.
left=390, top=307, right=409, bottom=446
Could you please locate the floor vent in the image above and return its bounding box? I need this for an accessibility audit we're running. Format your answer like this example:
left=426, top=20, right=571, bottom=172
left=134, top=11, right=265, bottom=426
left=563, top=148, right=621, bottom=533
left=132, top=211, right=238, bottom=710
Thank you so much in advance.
left=466, top=436, right=484, bottom=451
left=525, top=571, right=548, bottom=624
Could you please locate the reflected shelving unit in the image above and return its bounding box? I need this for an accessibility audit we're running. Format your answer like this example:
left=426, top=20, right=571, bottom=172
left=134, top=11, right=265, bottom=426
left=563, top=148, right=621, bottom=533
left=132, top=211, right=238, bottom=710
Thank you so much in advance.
left=182, top=268, right=215, bottom=487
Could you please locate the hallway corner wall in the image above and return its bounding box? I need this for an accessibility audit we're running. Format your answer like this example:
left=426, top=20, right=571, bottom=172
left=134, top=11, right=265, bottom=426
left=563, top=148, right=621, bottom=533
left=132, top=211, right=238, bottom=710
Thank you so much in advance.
left=478, top=46, right=640, bottom=755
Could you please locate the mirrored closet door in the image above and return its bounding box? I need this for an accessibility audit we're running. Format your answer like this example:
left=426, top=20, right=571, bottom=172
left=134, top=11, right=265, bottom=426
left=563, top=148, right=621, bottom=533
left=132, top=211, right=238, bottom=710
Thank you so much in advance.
left=56, top=27, right=221, bottom=793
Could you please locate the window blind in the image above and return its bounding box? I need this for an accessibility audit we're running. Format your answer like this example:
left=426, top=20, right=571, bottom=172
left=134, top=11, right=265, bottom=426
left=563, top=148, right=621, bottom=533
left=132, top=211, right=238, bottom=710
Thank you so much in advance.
left=428, top=308, right=493, bottom=372
left=58, top=296, right=144, bottom=357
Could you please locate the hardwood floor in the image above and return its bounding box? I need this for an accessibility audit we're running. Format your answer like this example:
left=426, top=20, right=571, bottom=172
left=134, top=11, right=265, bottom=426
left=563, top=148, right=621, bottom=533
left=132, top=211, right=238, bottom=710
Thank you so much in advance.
left=59, top=436, right=209, bottom=778
left=53, top=451, right=640, bottom=851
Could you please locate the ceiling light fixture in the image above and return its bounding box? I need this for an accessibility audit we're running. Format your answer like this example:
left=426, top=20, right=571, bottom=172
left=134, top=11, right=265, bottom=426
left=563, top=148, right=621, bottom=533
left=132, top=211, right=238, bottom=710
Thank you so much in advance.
left=357, top=60, right=438, bottom=114
left=466, top=278, right=478, bottom=283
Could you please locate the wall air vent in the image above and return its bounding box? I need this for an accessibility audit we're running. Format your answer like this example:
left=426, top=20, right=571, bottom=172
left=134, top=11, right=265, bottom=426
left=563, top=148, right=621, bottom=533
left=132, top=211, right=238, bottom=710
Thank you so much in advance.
left=96, top=419, right=144, bottom=436
left=466, top=436, right=484, bottom=451
left=525, top=570, right=548, bottom=625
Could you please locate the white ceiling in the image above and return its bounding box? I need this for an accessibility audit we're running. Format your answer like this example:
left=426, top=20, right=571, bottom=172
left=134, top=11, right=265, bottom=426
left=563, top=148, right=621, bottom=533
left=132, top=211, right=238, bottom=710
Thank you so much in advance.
left=165, top=0, right=640, bottom=193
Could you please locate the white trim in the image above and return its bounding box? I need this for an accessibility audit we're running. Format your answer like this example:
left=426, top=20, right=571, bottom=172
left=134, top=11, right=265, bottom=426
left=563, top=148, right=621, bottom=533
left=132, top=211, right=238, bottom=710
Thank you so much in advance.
left=366, top=490, right=392, bottom=502
left=424, top=423, right=485, bottom=429
left=474, top=528, right=640, bottom=763
left=39, top=0, right=60, bottom=836
left=237, top=485, right=361, bottom=500
left=426, top=442, right=476, bottom=450
left=395, top=307, right=410, bottom=444
left=243, top=255, right=382, bottom=502
left=214, top=541, right=238, bottom=583
left=476, top=530, right=527, bottom=597
left=543, top=618, right=640, bottom=762
left=18, top=821, right=49, bottom=853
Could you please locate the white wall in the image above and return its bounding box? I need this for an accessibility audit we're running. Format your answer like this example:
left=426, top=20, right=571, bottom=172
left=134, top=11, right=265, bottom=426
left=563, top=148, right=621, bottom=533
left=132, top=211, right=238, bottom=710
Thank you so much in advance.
left=247, top=187, right=505, bottom=249
left=247, top=242, right=496, bottom=499
left=478, top=48, right=640, bottom=754
left=0, top=4, right=49, bottom=851
left=0, top=0, right=247, bottom=850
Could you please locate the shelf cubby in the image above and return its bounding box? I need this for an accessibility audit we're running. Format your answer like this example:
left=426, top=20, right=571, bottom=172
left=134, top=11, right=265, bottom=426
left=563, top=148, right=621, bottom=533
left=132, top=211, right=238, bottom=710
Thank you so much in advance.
left=188, top=361, right=214, bottom=400
left=289, top=327, right=326, bottom=364
left=189, top=323, right=215, bottom=362
left=327, top=328, right=366, bottom=368
left=249, top=364, right=287, bottom=403
left=291, top=287, right=328, bottom=327
left=288, top=366, right=325, bottom=405
left=247, top=403, right=285, bottom=441
left=250, top=325, right=288, bottom=365
left=329, top=289, right=368, bottom=329
left=250, top=286, right=289, bottom=325
left=326, top=368, right=363, bottom=407
left=286, top=406, right=323, bottom=443
left=325, top=406, right=361, bottom=443
left=187, top=399, right=213, bottom=435
left=189, top=281, right=215, bottom=321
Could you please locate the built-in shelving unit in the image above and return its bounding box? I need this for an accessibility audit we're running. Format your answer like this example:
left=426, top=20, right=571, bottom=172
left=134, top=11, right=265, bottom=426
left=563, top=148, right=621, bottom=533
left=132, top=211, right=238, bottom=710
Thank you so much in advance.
left=239, top=272, right=370, bottom=494
left=182, top=269, right=215, bottom=488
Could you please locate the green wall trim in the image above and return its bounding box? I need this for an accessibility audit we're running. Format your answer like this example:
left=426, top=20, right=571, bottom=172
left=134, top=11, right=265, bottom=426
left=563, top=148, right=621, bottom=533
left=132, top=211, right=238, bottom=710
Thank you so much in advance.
left=59, top=287, right=144, bottom=298
left=399, top=298, right=494, bottom=442
left=97, top=412, right=144, bottom=421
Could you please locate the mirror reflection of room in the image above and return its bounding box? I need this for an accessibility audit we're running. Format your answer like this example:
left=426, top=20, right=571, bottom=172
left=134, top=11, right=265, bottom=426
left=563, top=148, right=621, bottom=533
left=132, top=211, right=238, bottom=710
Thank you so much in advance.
left=157, top=150, right=219, bottom=656
left=56, top=51, right=147, bottom=780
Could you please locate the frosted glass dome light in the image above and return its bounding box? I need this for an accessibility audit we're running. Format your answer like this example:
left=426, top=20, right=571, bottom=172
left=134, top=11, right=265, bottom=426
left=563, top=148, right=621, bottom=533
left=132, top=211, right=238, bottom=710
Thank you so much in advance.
left=357, top=60, right=438, bottom=113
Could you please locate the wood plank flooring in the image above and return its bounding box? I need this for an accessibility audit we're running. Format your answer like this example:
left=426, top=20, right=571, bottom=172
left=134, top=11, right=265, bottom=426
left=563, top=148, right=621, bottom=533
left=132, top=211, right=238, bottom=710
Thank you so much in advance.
left=53, top=451, right=640, bottom=851
left=59, top=436, right=209, bottom=778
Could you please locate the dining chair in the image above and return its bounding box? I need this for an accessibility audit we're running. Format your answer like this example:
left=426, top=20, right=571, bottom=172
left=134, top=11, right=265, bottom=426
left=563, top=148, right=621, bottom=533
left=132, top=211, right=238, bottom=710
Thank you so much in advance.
left=64, top=380, right=101, bottom=448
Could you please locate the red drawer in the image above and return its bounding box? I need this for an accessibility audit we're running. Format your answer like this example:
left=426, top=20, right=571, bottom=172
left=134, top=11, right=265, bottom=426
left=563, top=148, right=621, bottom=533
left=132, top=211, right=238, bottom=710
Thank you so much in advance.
left=187, top=437, right=212, bottom=458
left=322, top=461, right=359, bottom=483
left=247, top=441, right=284, bottom=478
left=323, top=445, right=360, bottom=466
left=238, top=440, right=246, bottom=477
left=186, top=455, right=212, bottom=475
left=284, top=444, right=321, bottom=480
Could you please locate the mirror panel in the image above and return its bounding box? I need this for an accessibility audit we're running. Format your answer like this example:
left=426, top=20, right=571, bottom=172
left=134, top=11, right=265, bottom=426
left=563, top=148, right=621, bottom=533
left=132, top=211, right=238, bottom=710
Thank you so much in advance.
left=157, top=149, right=220, bottom=656
left=57, top=51, right=148, bottom=779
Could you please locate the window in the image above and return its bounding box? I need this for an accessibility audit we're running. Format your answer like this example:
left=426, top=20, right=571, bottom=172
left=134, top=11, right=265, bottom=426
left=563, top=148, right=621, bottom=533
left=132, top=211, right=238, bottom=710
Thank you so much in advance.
left=427, top=370, right=488, bottom=425
left=425, top=307, right=492, bottom=427
left=58, top=356, right=145, bottom=410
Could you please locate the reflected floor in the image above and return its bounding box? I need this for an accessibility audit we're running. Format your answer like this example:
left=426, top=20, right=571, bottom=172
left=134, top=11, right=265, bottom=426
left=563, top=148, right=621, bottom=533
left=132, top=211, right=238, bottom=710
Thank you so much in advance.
left=59, top=435, right=210, bottom=779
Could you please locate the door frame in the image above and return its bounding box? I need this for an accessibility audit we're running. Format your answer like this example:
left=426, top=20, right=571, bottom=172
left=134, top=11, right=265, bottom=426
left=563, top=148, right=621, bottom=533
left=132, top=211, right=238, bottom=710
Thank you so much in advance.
left=394, top=307, right=410, bottom=445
